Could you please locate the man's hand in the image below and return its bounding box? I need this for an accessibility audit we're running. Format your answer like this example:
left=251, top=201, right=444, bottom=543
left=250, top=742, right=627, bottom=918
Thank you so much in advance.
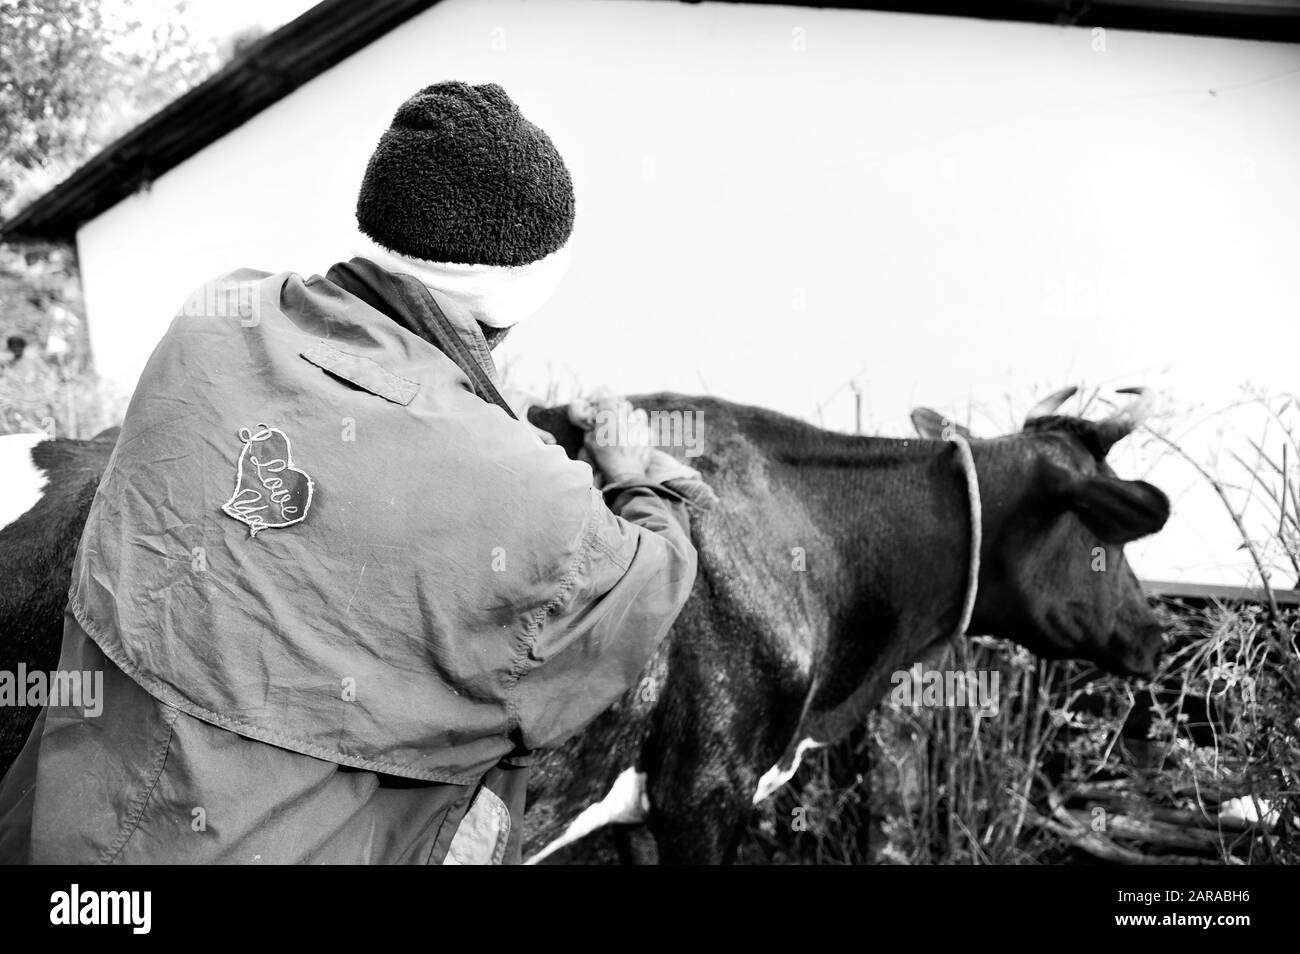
left=571, top=389, right=652, bottom=483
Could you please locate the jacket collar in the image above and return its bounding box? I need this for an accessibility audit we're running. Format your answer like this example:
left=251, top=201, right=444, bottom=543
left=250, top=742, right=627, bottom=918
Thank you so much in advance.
left=324, top=257, right=509, bottom=406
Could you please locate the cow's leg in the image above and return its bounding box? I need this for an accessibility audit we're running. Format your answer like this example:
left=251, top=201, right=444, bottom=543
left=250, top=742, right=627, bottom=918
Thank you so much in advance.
left=612, top=824, right=658, bottom=864
left=647, top=779, right=751, bottom=864
left=640, top=668, right=807, bottom=865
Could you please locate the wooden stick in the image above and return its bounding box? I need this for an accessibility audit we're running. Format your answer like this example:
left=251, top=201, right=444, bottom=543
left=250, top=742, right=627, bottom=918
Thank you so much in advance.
left=1073, top=779, right=1254, bottom=804
left=1028, top=812, right=1230, bottom=866
left=1063, top=809, right=1225, bottom=854
left=1069, top=790, right=1260, bottom=834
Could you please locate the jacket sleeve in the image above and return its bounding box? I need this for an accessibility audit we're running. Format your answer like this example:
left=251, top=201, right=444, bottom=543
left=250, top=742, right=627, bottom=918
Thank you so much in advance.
left=510, top=478, right=700, bottom=751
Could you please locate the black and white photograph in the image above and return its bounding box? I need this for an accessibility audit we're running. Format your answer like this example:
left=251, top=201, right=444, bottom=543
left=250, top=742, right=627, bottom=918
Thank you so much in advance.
left=0, top=0, right=1296, bottom=925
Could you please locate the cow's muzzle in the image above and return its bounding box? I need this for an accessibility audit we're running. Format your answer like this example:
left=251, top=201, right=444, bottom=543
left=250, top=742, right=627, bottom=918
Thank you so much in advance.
left=1109, top=622, right=1164, bottom=679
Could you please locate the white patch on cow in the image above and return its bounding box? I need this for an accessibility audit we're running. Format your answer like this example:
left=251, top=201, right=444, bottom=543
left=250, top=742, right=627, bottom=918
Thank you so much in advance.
left=753, top=736, right=825, bottom=805
left=0, top=433, right=48, bottom=533
left=1218, top=796, right=1278, bottom=829
left=524, top=767, right=648, bottom=865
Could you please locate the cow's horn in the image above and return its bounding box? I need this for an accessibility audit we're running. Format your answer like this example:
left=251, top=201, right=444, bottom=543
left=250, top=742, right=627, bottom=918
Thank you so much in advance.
left=1024, top=386, right=1078, bottom=424
left=1095, top=386, right=1155, bottom=451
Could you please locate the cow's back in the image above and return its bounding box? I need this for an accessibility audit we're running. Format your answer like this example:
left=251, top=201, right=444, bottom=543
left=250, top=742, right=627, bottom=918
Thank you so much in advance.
left=0, top=431, right=115, bottom=778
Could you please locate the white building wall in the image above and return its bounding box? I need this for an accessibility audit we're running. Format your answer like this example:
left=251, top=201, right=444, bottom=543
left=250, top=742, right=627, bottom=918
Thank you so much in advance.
left=74, top=0, right=1300, bottom=584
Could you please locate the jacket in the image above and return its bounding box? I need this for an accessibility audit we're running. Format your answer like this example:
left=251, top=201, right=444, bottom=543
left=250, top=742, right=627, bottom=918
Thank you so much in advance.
left=0, top=261, right=699, bottom=863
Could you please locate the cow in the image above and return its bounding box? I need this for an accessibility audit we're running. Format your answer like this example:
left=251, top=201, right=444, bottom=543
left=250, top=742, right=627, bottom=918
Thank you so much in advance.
left=0, top=426, right=120, bottom=777
left=0, top=387, right=1170, bottom=864
left=521, top=386, right=1170, bottom=863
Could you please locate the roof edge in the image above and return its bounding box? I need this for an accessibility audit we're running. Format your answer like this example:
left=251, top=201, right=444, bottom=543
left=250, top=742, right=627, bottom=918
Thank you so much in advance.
left=3, top=0, right=1296, bottom=242
left=1, top=0, right=441, bottom=242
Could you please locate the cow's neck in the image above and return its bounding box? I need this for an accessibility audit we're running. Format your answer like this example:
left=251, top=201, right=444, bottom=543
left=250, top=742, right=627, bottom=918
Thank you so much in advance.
left=768, top=433, right=994, bottom=740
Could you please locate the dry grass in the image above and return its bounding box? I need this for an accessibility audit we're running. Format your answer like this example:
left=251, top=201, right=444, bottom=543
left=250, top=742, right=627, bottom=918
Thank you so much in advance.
left=742, top=602, right=1297, bottom=865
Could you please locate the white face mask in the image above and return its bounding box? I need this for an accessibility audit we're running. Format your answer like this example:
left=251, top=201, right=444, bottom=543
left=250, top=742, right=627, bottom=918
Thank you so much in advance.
left=353, top=232, right=572, bottom=330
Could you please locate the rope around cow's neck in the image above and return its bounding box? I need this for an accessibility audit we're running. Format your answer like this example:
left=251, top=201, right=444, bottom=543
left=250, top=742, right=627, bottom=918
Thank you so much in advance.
left=943, top=426, right=982, bottom=640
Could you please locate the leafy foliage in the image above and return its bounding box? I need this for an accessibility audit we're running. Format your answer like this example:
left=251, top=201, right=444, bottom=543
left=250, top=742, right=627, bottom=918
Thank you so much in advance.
left=0, top=0, right=218, bottom=216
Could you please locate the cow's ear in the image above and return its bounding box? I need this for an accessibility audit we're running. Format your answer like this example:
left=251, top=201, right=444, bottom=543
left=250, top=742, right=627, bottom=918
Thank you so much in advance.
left=910, top=408, right=973, bottom=441
left=1048, top=464, right=1171, bottom=544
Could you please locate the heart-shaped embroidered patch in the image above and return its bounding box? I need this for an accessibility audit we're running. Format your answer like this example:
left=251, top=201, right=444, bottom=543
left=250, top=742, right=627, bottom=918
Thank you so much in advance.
left=222, top=424, right=315, bottom=537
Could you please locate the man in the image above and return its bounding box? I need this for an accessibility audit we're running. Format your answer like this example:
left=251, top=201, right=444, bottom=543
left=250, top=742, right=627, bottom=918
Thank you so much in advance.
left=0, top=81, right=702, bottom=864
